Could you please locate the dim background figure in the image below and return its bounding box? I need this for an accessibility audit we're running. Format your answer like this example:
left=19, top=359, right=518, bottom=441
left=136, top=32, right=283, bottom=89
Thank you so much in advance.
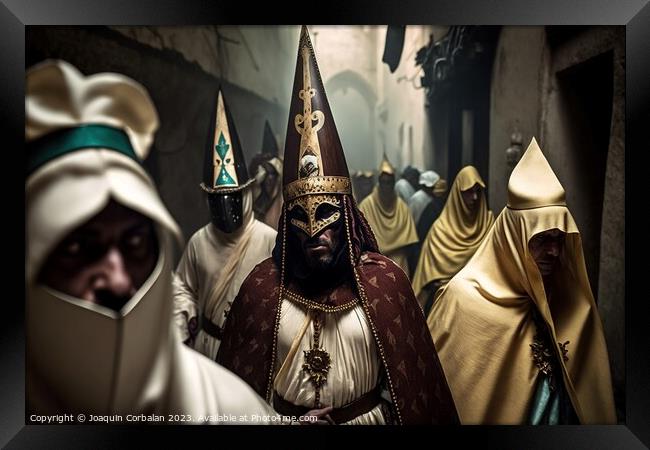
left=412, top=165, right=494, bottom=314
left=359, top=154, right=419, bottom=277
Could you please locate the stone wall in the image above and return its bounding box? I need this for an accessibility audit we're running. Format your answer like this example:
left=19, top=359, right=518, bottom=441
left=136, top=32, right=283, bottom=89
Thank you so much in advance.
left=487, top=25, right=625, bottom=420
left=27, top=26, right=297, bottom=256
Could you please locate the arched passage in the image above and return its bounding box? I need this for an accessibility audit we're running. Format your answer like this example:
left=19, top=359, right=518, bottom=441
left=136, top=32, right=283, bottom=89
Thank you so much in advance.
left=326, top=70, right=378, bottom=172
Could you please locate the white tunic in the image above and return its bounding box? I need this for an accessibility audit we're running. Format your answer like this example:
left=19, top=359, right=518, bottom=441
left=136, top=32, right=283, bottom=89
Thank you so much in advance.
left=173, top=217, right=276, bottom=359
left=273, top=299, right=386, bottom=424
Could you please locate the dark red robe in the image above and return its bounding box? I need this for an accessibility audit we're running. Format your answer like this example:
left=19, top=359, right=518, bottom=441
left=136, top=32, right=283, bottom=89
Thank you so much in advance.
left=216, top=251, right=459, bottom=425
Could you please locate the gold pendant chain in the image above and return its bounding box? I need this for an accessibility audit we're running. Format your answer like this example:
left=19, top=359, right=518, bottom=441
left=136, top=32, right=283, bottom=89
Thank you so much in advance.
left=313, top=312, right=323, bottom=408
left=302, top=310, right=331, bottom=409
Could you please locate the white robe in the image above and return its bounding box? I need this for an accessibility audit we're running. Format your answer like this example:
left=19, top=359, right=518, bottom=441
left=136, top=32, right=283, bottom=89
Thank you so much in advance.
left=408, top=189, right=433, bottom=225
left=173, top=217, right=276, bottom=359
left=272, top=299, right=386, bottom=424
left=394, top=178, right=415, bottom=203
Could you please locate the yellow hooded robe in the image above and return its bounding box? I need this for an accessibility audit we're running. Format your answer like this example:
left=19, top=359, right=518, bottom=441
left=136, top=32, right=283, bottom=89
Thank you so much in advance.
left=359, top=156, right=419, bottom=276
left=412, top=166, right=494, bottom=308
left=428, top=138, right=616, bottom=425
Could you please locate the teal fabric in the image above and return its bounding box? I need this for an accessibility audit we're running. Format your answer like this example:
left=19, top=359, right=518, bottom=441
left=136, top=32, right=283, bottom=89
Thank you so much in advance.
left=529, top=376, right=561, bottom=425
left=27, top=124, right=137, bottom=175
left=529, top=374, right=579, bottom=425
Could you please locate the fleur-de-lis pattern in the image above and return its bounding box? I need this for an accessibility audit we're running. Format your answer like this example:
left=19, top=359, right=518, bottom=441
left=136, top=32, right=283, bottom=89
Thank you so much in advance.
left=357, top=253, right=459, bottom=424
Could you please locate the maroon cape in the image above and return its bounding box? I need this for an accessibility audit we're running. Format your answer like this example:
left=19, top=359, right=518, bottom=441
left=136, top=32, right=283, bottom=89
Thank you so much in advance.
left=216, top=251, right=459, bottom=425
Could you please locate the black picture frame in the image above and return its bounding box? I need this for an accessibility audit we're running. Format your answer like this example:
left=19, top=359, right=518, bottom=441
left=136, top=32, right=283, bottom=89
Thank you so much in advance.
left=3, top=0, right=647, bottom=448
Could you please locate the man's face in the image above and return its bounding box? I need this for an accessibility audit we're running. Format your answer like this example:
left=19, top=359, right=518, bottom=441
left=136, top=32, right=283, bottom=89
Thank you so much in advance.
left=39, top=200, right=158, bottom=311
left=288, top=200, right=342, bottom=271
left=378, top=173, right=395, bottom=198
left=460, top=183, right=482, bottom=211
left=528, top=228, right=566, bottom=276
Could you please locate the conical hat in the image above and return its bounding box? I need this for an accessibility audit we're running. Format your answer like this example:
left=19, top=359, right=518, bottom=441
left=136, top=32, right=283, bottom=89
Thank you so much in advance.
left=508, top=137, right=566, bottom=209
left=201, top=88, right=252, bottom=193
left=282, top=26, right=351, bottom=201
left=261, top=119, right=279, bottom=157
left=379, top=152, right=396, bottom=176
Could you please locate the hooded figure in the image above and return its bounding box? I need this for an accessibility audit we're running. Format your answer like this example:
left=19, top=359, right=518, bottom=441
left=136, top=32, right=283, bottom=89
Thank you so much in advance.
left=394, top=165, right=420, bottom=203
left=217, top=26, right=458, bottom=425
left=412, top=165, right=493, bottom=313
left=358, top=154, right=419, bottom=276
left=26, top=60, right=275, bottom=422
left=428, top=138, right=616, bottom=425
left=415, top=177, right=448, bottom=242
left=407, top=170, right=445, bottom=282
left=408, top=169, right=441, bottom=225
left=351, top=170, right=375, bottom=204
left=249, top=120, right=284, bottom=230
left=173, top=88, right=277, bottom=358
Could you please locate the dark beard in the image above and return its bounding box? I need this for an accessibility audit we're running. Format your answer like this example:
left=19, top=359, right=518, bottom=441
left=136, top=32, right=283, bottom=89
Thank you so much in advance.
left=306, top=251, right=335, bottom=272
left=287, top=226, right=350, bottom=295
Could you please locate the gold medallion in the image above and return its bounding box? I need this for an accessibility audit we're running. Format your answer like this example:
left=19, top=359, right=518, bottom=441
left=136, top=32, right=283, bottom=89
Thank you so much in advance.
left=302, top=347, right=331, bottom=388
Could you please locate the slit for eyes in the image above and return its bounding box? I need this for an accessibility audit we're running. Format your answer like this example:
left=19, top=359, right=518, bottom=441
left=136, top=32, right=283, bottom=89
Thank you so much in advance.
left=315, top=203, right=339, bottom=220
left=288, top=205, right=308, bottom=223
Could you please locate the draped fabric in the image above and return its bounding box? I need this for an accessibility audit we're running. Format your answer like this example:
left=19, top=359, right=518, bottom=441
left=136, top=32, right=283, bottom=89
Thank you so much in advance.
left=359, top=187, right=419, bottom=275
left=412, top=166, right=493, bottom=306
left=217, top=195, right=459, bottom=424
left=272, top=300, right=385, bottom=424
left=428, top=141, right=615, bottom=424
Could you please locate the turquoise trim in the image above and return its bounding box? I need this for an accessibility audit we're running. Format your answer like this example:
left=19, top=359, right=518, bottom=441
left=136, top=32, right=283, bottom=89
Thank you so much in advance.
left=26, top=124, right=138, bottom=175
left=529, top=376, right=560, bottom=425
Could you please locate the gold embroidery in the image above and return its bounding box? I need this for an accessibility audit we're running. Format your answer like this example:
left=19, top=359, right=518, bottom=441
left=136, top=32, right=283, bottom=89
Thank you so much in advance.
left=284, top=289, right=358, bottom=313
left=295, top=42, right=325, bottom=179
left=287, top=194, right=341, bottom=237
left=530, top=310, right=570, bottom=391
left=265, top=212, right=287, bottom=402
left=200, top=178, right=254, bottom=194
left=558, top=340, right=570, bottom=362
left=302, top=311, right=331, bottom=408
left=284, top=176, right=351, bottom=201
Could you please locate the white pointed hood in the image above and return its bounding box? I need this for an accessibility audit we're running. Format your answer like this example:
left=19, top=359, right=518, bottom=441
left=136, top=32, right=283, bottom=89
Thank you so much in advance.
left=26, top=60, right=182, bottom=414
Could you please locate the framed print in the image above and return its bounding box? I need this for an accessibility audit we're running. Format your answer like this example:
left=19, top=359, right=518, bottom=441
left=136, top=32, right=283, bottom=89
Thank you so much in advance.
left=2, top=0, right=647, bottom=448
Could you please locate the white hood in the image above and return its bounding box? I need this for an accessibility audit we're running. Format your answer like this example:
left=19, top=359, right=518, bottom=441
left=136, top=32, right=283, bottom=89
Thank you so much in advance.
left=26, top=60, right=182, bottom=415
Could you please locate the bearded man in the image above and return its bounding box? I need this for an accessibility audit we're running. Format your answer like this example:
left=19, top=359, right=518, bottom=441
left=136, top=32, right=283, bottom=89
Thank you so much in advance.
left=216, top=26, right=458, bottom=425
